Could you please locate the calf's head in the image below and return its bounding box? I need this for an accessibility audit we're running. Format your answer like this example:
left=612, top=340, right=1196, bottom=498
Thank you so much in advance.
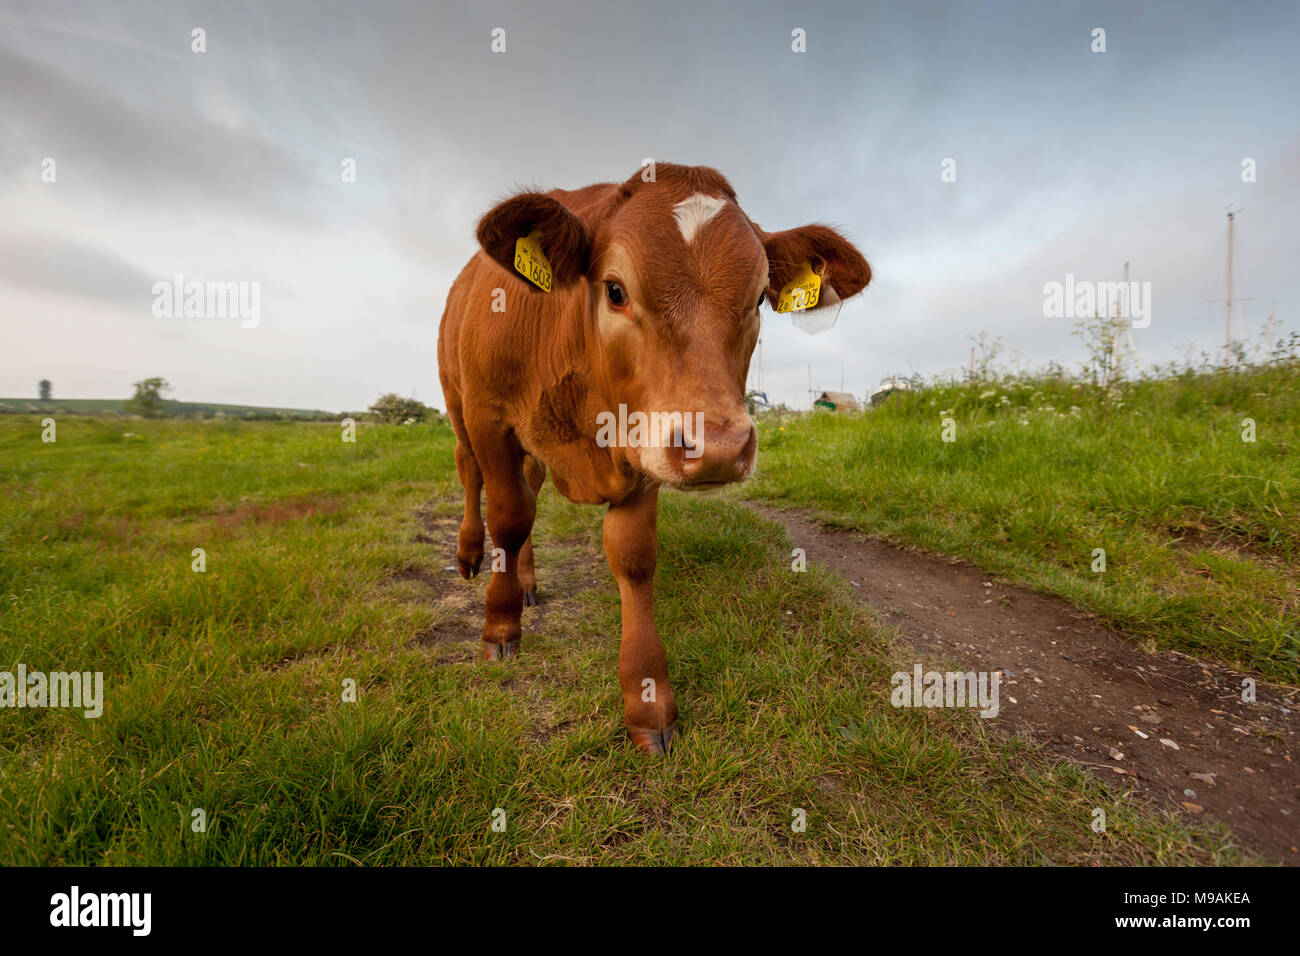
left=477, top=164, right=871, bottom=489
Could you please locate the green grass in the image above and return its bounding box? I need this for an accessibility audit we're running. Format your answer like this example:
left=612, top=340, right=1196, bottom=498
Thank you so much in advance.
left=745, top=363, right=1300, bottom=684
left=0, top=415, right=1247, bottom=864
left=0, top=398, right=336, bottom=419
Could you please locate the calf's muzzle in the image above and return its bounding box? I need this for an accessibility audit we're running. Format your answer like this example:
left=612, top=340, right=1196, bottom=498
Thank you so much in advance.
left=666, top=418, right=757, bottom=486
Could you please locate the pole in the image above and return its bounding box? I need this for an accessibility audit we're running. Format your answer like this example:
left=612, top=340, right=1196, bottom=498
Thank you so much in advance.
left=1225, top=211, right=1235, bottom=363
left=1117, top=262, right=1128, bottom=380
left=1122, top=260, right=1129, bottom=329
left=1120, top=262, right=1143, bottom=377
left=1107, top=264, right=1126, bottom=386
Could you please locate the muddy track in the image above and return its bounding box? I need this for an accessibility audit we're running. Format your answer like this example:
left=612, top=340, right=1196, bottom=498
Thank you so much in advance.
left=408, top=503, right=609, bottom=652
left=410, top=496, right=1298, bottom=860
left=749, top=503, right=1299, bottom=864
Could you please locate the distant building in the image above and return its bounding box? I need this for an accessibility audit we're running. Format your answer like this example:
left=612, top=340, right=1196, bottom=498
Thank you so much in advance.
left=814, top=390, right=861, bottom=411
left=869, top=376, right=914, bottom=405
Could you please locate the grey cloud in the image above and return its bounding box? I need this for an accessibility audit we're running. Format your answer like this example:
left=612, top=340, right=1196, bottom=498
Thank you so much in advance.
left=0, top=39, right=328, bottom=222
left=0, top=231, right=156, bottom=307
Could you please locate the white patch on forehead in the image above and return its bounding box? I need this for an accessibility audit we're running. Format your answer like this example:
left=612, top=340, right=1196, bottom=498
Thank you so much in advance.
left=672, top=193, right=728, bottom=245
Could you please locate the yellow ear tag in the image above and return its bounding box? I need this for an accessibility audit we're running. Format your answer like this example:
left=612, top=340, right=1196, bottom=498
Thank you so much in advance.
left=514, top=229, right=553, bottom=292
left=776, top=261, right=821, bottom=313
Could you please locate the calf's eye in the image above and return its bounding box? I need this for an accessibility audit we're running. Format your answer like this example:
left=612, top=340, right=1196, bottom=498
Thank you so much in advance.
left=605, top=281, right=628, bottom=308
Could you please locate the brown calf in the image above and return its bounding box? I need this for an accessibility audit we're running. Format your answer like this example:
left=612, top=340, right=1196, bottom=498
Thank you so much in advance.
left=436, top=163, right=871, bottom=753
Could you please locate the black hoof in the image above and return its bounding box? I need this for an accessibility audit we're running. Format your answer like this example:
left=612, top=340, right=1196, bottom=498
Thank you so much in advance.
left=480, top=639, right=520, bottom=661
left=523, top=591, right=538, bottom=607
left=627, top=722, right=676, bottom=755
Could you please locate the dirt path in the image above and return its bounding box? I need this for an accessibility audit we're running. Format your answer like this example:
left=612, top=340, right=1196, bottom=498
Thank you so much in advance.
left=750, top=504, right=1300, bottom=864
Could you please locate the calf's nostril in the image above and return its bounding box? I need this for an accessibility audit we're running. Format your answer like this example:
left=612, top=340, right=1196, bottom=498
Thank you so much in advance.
left=737, top=427, right=757, bottom=470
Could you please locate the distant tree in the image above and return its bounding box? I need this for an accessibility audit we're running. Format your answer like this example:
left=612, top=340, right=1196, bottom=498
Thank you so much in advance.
left=38, top=379, right=52, bottom=400
left=367, top=393, right=439, bottom=424
left=126, top=377, right=173, bottom=418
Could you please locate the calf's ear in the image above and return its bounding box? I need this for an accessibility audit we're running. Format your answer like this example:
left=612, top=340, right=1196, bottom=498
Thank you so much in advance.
left=760, top=224, right=871, bottom=306
left=476, top=193, right=593, bottom=287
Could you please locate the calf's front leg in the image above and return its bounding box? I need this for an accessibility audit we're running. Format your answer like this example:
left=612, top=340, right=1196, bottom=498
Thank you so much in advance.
left=478, top=441, right=536, bottom=661
left=604, top=483, right=677, bottom=754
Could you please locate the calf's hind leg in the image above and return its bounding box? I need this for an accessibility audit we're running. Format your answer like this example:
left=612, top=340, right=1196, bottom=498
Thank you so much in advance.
left=454, top=443, right=486, bottom=579
left=517, top=454, right=546, bottom=606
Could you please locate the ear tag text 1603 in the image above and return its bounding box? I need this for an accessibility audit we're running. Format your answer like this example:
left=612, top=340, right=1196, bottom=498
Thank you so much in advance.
left=514, top=230, right=553, bottom=292
left=776, top=261, right=821, bottom=313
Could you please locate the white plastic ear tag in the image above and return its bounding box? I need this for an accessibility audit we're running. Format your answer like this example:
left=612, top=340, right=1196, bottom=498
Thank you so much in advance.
left=791, top=307, right=840, bottom=335
left=514, top=230, right=553, bottom=291
left=779, top=261, right=843, bottom=335
left=777, top=261, right=821, bottom=313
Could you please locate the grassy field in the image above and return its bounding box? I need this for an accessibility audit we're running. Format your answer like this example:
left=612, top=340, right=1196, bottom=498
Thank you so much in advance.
left=746, top=362, right=1300, bottom=685
left=0, top=415, right=1245, bottom=864
left=0, top=398, right=337, bottom=420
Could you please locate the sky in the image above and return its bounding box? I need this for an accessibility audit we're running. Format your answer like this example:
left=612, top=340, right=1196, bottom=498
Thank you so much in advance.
left=1, top=0, right=1297, bottom=411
